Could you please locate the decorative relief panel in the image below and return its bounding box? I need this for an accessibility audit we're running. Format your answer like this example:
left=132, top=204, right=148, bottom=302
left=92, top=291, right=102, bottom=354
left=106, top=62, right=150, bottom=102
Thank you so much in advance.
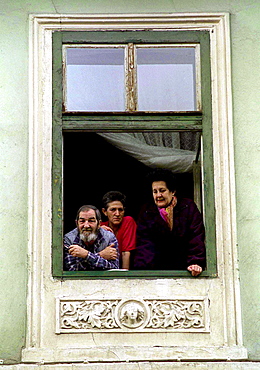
left=56, top=298, right=209, bottom=333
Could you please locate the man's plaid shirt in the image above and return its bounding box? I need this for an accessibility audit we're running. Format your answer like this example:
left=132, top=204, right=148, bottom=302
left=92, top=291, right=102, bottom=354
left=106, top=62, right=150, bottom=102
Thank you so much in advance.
left=64, top=227, right=119, bottom=270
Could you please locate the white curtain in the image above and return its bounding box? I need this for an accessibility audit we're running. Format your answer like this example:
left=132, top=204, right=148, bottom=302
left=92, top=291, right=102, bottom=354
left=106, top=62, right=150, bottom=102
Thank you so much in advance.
left=99, top=132, right=199, bottom=173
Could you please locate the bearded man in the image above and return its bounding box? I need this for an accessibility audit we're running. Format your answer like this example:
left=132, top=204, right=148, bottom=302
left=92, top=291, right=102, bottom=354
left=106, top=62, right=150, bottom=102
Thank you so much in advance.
left=63, top=205, right=119, bottom=271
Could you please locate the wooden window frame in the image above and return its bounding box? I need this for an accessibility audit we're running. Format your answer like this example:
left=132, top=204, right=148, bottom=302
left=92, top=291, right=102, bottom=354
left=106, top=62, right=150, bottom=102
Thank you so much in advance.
left=52, top=30, right=216, bottom=278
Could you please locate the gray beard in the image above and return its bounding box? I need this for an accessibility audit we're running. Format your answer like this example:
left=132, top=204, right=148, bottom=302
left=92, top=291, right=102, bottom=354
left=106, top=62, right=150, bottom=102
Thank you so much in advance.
left=80, top=231, right=98, bottom=243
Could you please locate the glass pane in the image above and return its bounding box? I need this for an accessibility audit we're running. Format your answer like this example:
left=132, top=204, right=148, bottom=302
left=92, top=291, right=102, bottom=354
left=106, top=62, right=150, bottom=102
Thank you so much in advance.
left=65, top=47, right=125, bottom=112
left=137, top=47, right=197, bottom=112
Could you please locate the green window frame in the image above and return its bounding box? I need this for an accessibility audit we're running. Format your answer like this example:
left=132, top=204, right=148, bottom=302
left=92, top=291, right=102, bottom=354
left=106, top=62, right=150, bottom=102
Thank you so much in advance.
left=52, top=30, right=216, bottom=279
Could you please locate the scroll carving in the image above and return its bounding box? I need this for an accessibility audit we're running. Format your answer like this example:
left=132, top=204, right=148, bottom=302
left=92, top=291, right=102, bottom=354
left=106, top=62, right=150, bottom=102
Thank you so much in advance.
left=57, top=298, right=208, bottom=333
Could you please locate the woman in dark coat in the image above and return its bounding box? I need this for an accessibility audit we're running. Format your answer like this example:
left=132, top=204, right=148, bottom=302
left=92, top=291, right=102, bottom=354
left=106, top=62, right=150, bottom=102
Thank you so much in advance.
left=134, top=169, right=206, bottom=276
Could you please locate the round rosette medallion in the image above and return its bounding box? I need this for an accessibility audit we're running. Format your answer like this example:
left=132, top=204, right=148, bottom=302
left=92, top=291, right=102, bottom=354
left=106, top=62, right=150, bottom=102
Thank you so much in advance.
left=115, top=299, right=149, bottom=329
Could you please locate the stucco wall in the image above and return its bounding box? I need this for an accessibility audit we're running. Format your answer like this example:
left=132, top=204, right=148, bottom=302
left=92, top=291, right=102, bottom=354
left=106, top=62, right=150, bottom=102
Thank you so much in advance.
left=0, top=0, right=259, bottom=364
left=230, top=3, right=260, bottom=359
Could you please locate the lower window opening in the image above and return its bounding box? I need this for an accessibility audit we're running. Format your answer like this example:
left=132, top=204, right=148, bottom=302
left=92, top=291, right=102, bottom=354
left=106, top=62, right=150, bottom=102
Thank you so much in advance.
left=62, top=132, right=206, bottom=275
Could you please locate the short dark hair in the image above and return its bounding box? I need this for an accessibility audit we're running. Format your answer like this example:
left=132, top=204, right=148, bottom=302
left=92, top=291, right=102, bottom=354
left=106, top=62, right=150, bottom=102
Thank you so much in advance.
left=147, top=168, right=177, bottom=192
left=102, top=191, right=126, bottom=210
left=75, top=205, right=101, bottom=222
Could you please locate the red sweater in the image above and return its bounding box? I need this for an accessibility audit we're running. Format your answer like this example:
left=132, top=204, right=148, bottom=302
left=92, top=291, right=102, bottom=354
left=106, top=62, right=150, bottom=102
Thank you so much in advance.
left=102, top=216, right=136, bottom=254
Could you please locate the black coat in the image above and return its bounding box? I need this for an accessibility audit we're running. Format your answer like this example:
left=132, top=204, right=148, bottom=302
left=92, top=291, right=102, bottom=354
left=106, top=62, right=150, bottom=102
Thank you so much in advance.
left=134, top=198, right=206, bottom=270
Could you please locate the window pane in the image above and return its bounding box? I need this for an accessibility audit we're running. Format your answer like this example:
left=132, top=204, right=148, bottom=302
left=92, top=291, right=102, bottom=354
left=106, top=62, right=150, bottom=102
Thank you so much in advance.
left=137, top=47, right=197, bottom=112
left=65, top=47, right=125, bottom=111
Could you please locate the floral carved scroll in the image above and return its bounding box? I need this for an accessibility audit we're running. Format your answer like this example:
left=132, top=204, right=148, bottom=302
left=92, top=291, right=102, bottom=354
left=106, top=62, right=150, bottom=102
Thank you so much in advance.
left=56, top=298, right=209, bottom=333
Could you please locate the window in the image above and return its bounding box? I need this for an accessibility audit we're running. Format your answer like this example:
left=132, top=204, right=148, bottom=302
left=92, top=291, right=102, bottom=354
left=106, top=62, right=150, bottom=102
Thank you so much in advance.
left=52, top=30, right=216, bottom=278
left=64, top=44, right=199, bottom=112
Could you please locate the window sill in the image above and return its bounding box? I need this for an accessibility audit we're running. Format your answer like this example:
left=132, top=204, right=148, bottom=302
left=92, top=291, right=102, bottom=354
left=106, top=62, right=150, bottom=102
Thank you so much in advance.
left=55, top=269, right=217, bottom=279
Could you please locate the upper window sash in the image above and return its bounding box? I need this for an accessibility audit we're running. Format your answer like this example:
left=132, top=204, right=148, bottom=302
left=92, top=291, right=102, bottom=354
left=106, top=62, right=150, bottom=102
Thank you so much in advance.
left=63, top=43, right=201, bottom=113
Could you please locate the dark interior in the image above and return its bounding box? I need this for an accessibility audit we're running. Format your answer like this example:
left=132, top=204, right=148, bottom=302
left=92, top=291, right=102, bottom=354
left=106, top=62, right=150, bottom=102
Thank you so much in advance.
left=63, top=132, right=194, bottom=233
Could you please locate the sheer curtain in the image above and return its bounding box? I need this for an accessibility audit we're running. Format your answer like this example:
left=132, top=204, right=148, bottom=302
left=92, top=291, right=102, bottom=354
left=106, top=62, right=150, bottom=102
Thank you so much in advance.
left=99, top=132, right=200, bottom=173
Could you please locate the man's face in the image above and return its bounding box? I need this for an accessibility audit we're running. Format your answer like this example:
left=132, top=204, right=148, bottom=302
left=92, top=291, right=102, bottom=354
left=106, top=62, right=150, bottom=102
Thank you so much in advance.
left=76, top=209, right=100, bottom=243
left=103, top=201, right=125, bottom=227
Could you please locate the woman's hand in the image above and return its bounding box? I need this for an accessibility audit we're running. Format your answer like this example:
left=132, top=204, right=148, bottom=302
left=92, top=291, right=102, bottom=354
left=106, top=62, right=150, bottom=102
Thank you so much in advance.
left=187, top=264, right=202, bottom=277
left=101, top=225, right=114, bottom=233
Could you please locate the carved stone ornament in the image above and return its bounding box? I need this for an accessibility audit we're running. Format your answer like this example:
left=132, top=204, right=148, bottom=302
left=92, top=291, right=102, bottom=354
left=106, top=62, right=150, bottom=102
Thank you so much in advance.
left=56, top=298, right=209, bottom=333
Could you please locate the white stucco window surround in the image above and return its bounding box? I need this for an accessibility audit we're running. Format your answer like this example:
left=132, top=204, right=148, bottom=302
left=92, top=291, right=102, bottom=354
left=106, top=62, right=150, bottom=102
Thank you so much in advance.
left=25, top=13, right=248, bottom=364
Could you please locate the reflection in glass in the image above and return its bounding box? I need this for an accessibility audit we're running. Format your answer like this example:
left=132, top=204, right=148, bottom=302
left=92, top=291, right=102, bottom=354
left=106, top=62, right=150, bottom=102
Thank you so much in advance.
left=66, top=47, right=125, bottom=112
left=137, top=47, right=197, bottom=111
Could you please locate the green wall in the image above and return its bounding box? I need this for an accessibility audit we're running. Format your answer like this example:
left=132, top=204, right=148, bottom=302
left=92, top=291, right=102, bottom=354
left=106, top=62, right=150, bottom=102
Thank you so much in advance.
left=231, top=3, right=260, bottom=358
left=0, top=0, right=259, bottom=363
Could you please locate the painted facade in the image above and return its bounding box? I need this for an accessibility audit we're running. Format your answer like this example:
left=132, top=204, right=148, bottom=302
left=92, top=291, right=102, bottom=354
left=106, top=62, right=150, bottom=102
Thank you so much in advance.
left=0, top=1, right=260, bottom=369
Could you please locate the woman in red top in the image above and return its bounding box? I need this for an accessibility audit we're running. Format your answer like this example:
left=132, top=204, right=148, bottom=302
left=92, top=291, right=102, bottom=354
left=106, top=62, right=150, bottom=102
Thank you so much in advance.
left=102, top=191, right=136, bottom=270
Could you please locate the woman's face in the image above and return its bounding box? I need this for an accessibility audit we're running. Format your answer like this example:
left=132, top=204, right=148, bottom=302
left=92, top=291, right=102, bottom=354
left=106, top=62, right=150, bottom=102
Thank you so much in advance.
left=152, top=180, right=174, bottom=208
left=102, top=200, right=125, bottom=227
